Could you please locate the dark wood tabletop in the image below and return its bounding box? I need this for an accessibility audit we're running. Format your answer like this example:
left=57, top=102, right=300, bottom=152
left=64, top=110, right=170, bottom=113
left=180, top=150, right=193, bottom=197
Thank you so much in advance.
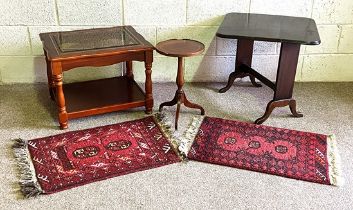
left=217, top=13, right=321, bottom=45
left=40, top=26, right=154, bottom=61
left=155, top=39, right=205, bottom=57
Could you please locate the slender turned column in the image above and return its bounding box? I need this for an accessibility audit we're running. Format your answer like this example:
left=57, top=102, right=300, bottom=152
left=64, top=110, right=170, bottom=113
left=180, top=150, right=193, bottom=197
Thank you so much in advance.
left=144, top=51, right=153, bottom=114
left=174, top=57, right=184, bottom=130
left=52, top=62, right=68, bottom=129
left=176, top=57, right=184, bottom=97
left=156, top=39, right=205, bottom=130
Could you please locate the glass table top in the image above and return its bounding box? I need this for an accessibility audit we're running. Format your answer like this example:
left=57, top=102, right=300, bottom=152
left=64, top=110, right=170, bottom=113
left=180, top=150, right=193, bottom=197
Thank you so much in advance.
left=50, top=27, right=140, bottom=53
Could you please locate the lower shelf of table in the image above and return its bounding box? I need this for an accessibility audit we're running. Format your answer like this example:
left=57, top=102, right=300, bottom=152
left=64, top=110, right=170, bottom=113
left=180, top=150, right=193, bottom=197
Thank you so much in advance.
left=61, top=76, right=146, bottom=119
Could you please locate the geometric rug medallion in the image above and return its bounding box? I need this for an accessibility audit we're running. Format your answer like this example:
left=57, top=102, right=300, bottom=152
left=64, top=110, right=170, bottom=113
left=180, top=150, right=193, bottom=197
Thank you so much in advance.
left=13, top=115, right=181, bottom=198
left=13, top=114, right=342, bottom=198
left=186, top=116, right=342, bottom=186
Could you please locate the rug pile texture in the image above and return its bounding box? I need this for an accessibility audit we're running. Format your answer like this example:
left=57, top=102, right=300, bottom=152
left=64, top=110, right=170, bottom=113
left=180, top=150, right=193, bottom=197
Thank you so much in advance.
left=13, top=114, right=180, bottom=198
left=185, top=116, right=342, bottom=186
left=13, top=114, right=343, bottom=198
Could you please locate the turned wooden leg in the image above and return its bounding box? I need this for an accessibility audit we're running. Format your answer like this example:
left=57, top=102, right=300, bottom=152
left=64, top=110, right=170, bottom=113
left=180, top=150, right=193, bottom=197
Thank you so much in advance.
left=219, top=71, right=239, bottom=93
left=52, top=70, right=68, bottom=129
left=159, top=94, right=178, bottom=111
left=250, top=75, right=262, bottom=87
left=184, top=94, right=205, bottom=115
left=44, top=50, right=55, bottom=100
left=175, top=103, right=181, bottom=130
left=219, top=39, right=260, bottom=93
left=158, top=56, right=185, bottom=113
left=144, top=51, right=153, bottom=114
left=255, top=100, right=277, bottom=124
left=173, top=57, right=185, bottom=129
left=289, top=99, right=303, bottom=117
left=255, top=99, right=303, bottom=124
left=126, top=60, right=134, bottom=79
left=159, top=56, right=205, bottom=129
left=255, top=43, right=302, bottom=124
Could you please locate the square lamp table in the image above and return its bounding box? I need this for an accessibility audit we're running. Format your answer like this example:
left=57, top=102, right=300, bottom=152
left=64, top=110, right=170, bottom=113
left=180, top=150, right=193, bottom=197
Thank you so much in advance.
left=217, top=13, right=321, bottom=124
left=40, top=26, right=154, bottom=129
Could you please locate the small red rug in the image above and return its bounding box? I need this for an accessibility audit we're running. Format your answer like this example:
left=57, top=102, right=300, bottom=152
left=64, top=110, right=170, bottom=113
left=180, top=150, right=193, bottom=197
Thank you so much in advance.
left=13, top=114, right=181, bottom=198
left=185, top=116, right=342, bottom=186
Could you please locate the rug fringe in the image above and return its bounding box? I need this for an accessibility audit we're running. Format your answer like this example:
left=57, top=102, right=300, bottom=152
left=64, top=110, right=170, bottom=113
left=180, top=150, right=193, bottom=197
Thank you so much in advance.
left=12, top=139, right=43, bottom=198
left=327, top=135, right=344, bottom=186
left=178, top=115, right=204, bottom=157
left=153, top=112, right=182, bottom=156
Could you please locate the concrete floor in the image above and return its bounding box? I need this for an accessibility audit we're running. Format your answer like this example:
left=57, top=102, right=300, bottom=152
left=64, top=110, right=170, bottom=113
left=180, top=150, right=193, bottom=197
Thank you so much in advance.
left=0, top=82, right=352, bottom=209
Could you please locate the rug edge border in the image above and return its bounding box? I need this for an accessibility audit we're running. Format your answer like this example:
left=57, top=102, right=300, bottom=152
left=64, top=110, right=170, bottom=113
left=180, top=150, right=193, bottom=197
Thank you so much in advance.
left=327, top=135, right=344, bottom=186
left=178, top=115, right=205, bottom=157
left=153, top=112, right=183, bottom=159
left=12, top=138, right=43, bottom=198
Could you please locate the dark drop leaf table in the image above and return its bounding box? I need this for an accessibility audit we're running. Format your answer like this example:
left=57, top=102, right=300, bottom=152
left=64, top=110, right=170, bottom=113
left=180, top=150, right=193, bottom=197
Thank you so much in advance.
left=217, top=13, right=320, bottom=124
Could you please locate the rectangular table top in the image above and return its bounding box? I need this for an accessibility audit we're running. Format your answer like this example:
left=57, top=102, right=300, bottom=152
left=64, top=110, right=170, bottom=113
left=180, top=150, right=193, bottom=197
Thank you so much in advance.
left=217, top=13, right=321, bottom=45
left=40, top=26, right=154, bottom=61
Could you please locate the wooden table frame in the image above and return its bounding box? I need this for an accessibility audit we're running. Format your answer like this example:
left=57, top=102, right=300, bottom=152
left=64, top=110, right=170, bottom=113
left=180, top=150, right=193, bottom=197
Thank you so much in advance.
left=217, top=13, right=320, bottom=124
left=41, top=26, right=154, bottom=129
left=156, top=39, right=205, bottom=129
left=219, top=39, right=302, bottom=124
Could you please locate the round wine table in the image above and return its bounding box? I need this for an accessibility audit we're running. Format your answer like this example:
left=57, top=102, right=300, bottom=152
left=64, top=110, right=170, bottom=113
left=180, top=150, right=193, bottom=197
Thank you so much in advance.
left=156, top=39, right=205, bottom=130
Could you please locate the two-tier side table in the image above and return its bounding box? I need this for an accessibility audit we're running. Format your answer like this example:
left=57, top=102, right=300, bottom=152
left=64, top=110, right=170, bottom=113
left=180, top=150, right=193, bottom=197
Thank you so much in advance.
left=217, top=13, right=321, bottom=124
left=40, top=26, right=154, bottom=129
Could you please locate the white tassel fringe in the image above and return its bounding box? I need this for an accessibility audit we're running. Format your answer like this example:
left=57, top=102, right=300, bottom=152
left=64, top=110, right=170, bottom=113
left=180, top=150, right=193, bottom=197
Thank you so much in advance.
left=153, top=112, right=183, bottom=157
left=178, top=115, right=204, bottom=157
left=327, top=135, right=344, bottom=186
left=153, top=113, right=204, bottom=159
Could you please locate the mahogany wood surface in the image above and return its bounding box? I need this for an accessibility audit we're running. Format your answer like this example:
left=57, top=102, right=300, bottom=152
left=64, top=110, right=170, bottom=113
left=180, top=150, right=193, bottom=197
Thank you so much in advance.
left=218, top=13, right=320, bottom=124
left=40, top=26, right=154, bottom=129
left=156, top=39, right=205, bottom=57
left=217, top=13, right=321, bottom=45
left=219, top=39, right=261, bottom=93
left=63, top=77, right=145, bottom=116
left=157, top=39, right=205, bottom=130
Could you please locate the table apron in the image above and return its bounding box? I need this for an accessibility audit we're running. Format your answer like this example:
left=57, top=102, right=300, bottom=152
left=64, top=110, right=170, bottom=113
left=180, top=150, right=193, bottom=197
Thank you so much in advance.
left=60, top=51, right=147, bottom=71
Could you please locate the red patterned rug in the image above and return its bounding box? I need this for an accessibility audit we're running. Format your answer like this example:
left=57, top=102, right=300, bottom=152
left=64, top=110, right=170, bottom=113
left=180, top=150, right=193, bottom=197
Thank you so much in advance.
left=13, top=114, right=181, bottom=198
left=185, top=116, right=342, bottom=186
